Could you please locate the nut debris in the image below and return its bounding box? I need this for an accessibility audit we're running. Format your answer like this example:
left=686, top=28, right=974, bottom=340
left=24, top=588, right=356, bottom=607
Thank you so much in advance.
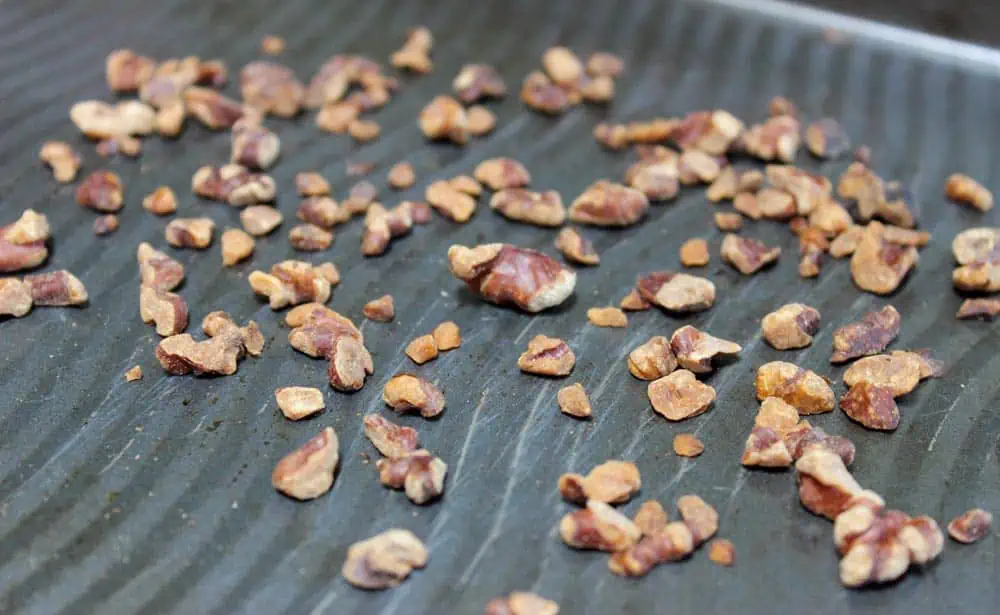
left=316, top=262, right=341, bottom=286
left=843, top=353, right=922, bottom=397
left=289, top=224, right=333, bottom=251
left=948, top=508, right=992, bottom=544
left=448, top=243, right=576, bottom=312
left=363, top=414, right=419, bottom=458
left=184, top=88, right=250, bottom=130
left=806, top=118, right=850, bottom=159
left=165, top=217, right=215, bottom=249
left=795, top=447, right=865, bottom=520
left=755, top=361, right=835, bottom=414
left=634, top=500, right=669, bottom=535
left=520, top=70, right=576, bottom=115
left=708, top=539, right=736, bottom=566
left=679, top=238, right=710, bottom=267
left=24, top=270, right=88, bottom=306
left=762, top=303, right=821, bottom=350
left=124, top=366, right=143, bottom=382
left=648, top=369, right=716, bottom=421
left=741, top=115, right=800, bottom=162
left=850, top=222, right=919, bottom=295
left=467, top=105, right=497, bottom=136
left=106, top=49, right=155, bottom=92
left=363, top=295, right=395, bottom=322
left=453, top=63, right=507, bottom=103
left=384, top=374, right=445, bottom=419
left=192, top=164, right=276, bottom=206
left=249, top=260, right=331, bottom=309
left=342, top=529, right=427, bottom=590
left=92, top=215, right=119, bottom=236
left=557, top=383, right=592, bottom=418
left=490, top=189, right=566, bottom=227
left=569, top=181, right=649, bottom=227
left=636, top=271, right=715, bottom=313
left=220, top=228, right=255, bottom=266
left=426, top=180, right=477, bottom=223
left=485, top=592, right=559, bottom=615
left=707, top=166, right=738, bottom=202
left=721, top=234, right=781, bottom=275
left=450, top=174, right=482, bottom=196
left=518, top=334, right=575, bottom=376
left=670, top=109, right=743, bottom=154
left=952, top=227, right=999, bottom=265
left=554, top=228, right=598, bottom=265
left=349, top=118, right=381, bottom=142
left=837, top=163, right=917, bottom=227
left=139, top=285, right=188, bottom=336
left=39, top=141, right=81, bottom=183
left=388, top=162, right=416, bottom=189
left=0, top=278, right=33, bottom=318
left=230, top=120, right=280, bottom=170
left=156, top=312, right=260, bottom=376
left=296, top=171, right=331, bottom=197
left=670, top=325, right=741, bottom=374
left=560, top=500, right=642, bottom=552
left=619, top=289, right=651, bottom=312
left=946, top=173, right=993, bottom=212
left=405, top=335, right=438, bottom=365
left=1, top=213, right=50, bottom=273
left=713, top=212, right=742, bottom=232
left=809, top=202, right=852, bottom=236
left=391, top=26, right=434, bottom=73
left=678, top=494, right=719, bottom=545
left=70, top=100, right=155, bottom=139
left=830, top=305, right=901, bottom=363
left=628, top=157, right=680, bottom=201
left=608, top=520, right=695, bottom=576
left=376, top=449, right=447, bottom=504
left=628, top=336, right=678, bottom=380
left=76, top=170, right=123, bottom=213
left=240, top=61, right=305, bottom=117
left=475, top=158, right=531, bottom=191
left=840, top=382, right=900, bottom=431
left=587, top=306, right=627, bottom=327
left=673, top=433, right=704, bottom=457
left=766, top=165, right=832, bottom=215
left=275, top=386, right=324, bottom=420
left=96, top=134, right=142, bottom=157
left=677, top=150, right=721, bottom=185
left=143, top=186, right=177, bottom=216
left=432, top=321, right=461, bottom=350
left=419, top=95, right=468, bottom=144
left=298, top=197, right=349, bottom=229
left=830, top=225, right=864, bottom=258
left=260, top=35, right=285, bottom=55
left=287, top=306, right=373, bottom=391
left=957, top=298, right=1000, bottom=320
left=137, top=243, right=184, bottom=291
left=240, top=205, right=283, bottom=237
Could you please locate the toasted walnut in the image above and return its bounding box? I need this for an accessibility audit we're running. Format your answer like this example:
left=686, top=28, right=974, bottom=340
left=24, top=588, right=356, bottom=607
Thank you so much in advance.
left=361, top=294, right=394, bottom=322
left=762, top=303, right=821, bottom=350
left=315, top=102, right=358, bottom=133
left=485, top=592, right=559, bottom=615
left=419, top=95, right=468, bottom=144
left=1, top=210, right=49, bottom=250
left=165, top=217, right=215, bottom=249
left=408, top=201, right=432, bottom=225
left=466, top=105, right=497, bottom=136
left=123, top=366, right=143, bottom=382
left=450, top=65, right=506, bottom=106
left=327, top=335, right=375, bottom=391
left=95, top=134, right=142, bottom=158
left=474, top=158, right=531, bottom=191
left=70, top=100, right=156, bottom=139
left=795, top=447, right=864, bottom=520
left=840, top=382, right=899, bottom=431
left=636, top=271, right=716, bottom=314
left=431, top=321, right=461, bottom=351
left=809, top=202, right=853, bottom=236
left=289, top=224, right=333, bottom=251
left=671, top=109, right=744, bottom=155
left=156, top=314, right=258, bottom=376
left=0, top=278, right=32, bottom=317
left=90, top=214, right=117, bottom=236
left=620, top=289, right=651, bottom=312
left=518, top=335, right=575, bottom=376
left=569, top=181, right=649, bottom=227
left=219, top=228, right=255, bottom=266
left=707, top=539, right=736, bottom=566
left=946, top=173, right=993, bottom=212
left=39, top=141, right=81, bottom=183
left=76, top=170, right=123, bottom=213
left=629, top=160, right=680, bottom=201
left=560, top=500, right=641, bottom=552
left=608, top=521, right=695, bottom=576
left=678, top=238, right=710, bottom=267
left=105, top=49, right=155, bottom=92
left=192, top=164, right=276, bottom=207
left=952, top=227, right=999, bottom=264
left=670, top=325, right=741, bottom=374
left=806, top=118, right=850, bottom=159
left=838, top=164, right=917, bottom=227
left=391, top=26, right=433, bottom=73
left=587, top=306, right=627, bottom=328
left=709, top=212, right=740, bottom=232
left=677, top=494, right=718, bottom=545
left=155, top=100, right=186, bottom=137
left=830, top=225, right=864, bottom=258
left=741, top=115, right=800, bottom=162
left=377, top=449, right=447, bottom=504
left=755, top=361, right=835, bottom=414
left=274, top=386, right=324, bottom=420
left=706, top=166, right=738, bottom=202
left=182, top=87, right=248, bottom=129
left=831, top=305, right=901, bottom=363
left=260, top=35, right=285, bottom=55
left=673, top=433, right=704, bottom=458
left=348, top=118, right=380, bottom=142
left=732, top=192, right=762, bottom=220
left=582, top=52, right=623, bottom=78
left=382, top=162, right=416, bottom=191
left=287, top=304, right=362, bottom=346
left=677, top=150, right=721, bottom=185
left=448, top=244, right=576, bottom=312
left=520, top=70, right=575, bottom=114
left=405, top=335, right=439, bottom=365
left=239, top=206, right=282, bottom=237
left=953, top=262, right=1000, bottom=292
left=742, top=426, right=793, bottom=468
left=490, top=189, right=565, bottom=227
left=137, top=243, right=184, bottom=291
left=632, top=500, right=669, bottom=536
left=295, top=171, right=330, bottom=197
left=342, top=529, right=427, bottom=589
left=843, top=353, right=921, bottom=398
left=450, top=175, right=482, bottom=197
left=850, top=222, right=918, bottom=295
left=554, top=228, right=598, bottom=266
left=363, top=414, right=419, bottom=458
left=648, top=369, right=716, bottom=421
left=249, top=260, right=331, bottom=309
left=957, top=298, right=1000, bottom=320
left=240, top=61, right=304, bottom=117
left=594, top=123, right=628, bottom=149
left=947, top=508, right=992, bottom=544
left=426, top=180, right=477, bottom=223
left=766, top=165, right=832, bottom=215
left=720, top=234, right=781, bottom=275
left=295, top=197, right=347, bottom=230
left=628, top=336, right=677, bottom=381
left=139, top=285, right=188, bottom=336
left=141, top=186, right=176, bottom=216
left=541, top=46, right=583, bottom=86
left=0, top=226, right=47, bottom=273
left=229, top=121, right=280, bottom=171
left=557, top=383, right=592, bottom=418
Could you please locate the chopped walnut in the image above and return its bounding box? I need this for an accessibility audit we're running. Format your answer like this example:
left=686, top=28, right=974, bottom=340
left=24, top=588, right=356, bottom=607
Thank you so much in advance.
left=712, top=212, right=742, bottom=232
left=555, top=228, right=599, bottom=265
left=315, top=102, right=358, bottom=133
left=388, top=162, right=416, bottom=190
left=426, top=180, right=477, bottom=223
left=474, top=158, right=531, bottom=191
left=485, top=592, right=559, bottom=615
left=673, top=433, right=704, bottom=457
left=137, top=242, right=184, bottom=291
left=165, top=218, right=215, bottom=249
left=156, top=313, right=259, bottom=376
left=843, top=353, right=922, bottom=397
left=240, top=61, right=304, bottom=117
left=762, top=303, right=821, bottom=350
left=405, top=335, right=439, bottom=365
left=587, top=306, right=627, bottom=328
left=76, top=170, right=123, bottom=213
left=708, top=539, right=736, bottom=566
left=679, top=238, right=710, bottom=267
left=106, top=49, right=156, bottom=92
left=620, top=289, right=651, bottom=312
left=240, top=205, right=283, bottom=236
left=192, top=164, right=276, bottom=207
left=882, top=225, right=930, bottom=247
left=766, top=165, right=832, bottom=215
left=228, top=120, right=279, bottom=170
left=183, top=87, right=250, bottom=130
left=220, top=228, right=255, bottom=266
left=391, top=26, right=434, bottom=73
left=628, top=336, right=677, bottom=381
left=677, top=494, right=718, bottom=545
left=838, top=164, right=917, bottom=227
left=830, top=305, right=901, bottom=363
left=541, top=46, right=583, bottom=87
left=670, top=325, right=741, bottom=374
left=721, top=234, right=781, bottom=275
left=629, top=159, right=680, bottom=201
left=342, top=529, right=427, bottom=590
left=952, top=227, right=999, bottom=264
left=298, top=197, right=349, bottom=229
left=450, top=175, right=482, bottom=197
left=830, top=225, right=864, bottom=258
left=733, top=192, right=762, bottom=220
left=648, top=369, right=716, bottom=421
left=39, top=141, right=81, bottom=183
left=741, top=115, right=800, bottom=162
left=139, top=285, right=188, bottom=336
left=806, top=118, right=850, bottom=159
left=636, top=271, right=715, bottom=314
left=432, top=321, right=461, bottom=351
left=348, top=118, right=381, bottom=142
left=248, top=260, right=331, bottom=309
left=453, top=64, right=506, bottom=104
left=946, top=173, right=993, bottom=212
left=363, top=414, right=419, bottom=458
left=490, top=189, right=566, bottom=227
left=517, top=334, right=575, bottom=376
left=677, top=150, right=721, bottom=185
left=0, top=218, right=49, bottom=274
left=275, top=386, right=325, bottom=420
left=742, top=426, right=793, bottom=468
left=672, top=109, right=744, bottom=155
left=634, top=500, right=669, bottom=535
left=70, top=100, right=156, bottom=139
left=840, top=382, right=900, bottom=430
left=755, top=361, right=835, bottom=414
left=286, top=304, right=361, bottom=343
left=155, top=100, right=186, bottom=137
left=289, top=224, right=333, bottom=251
left=447, top=243, right=576, bottom=312
left=124, top=366, right=143, bottom=382
left=557, top=383, right=591, bottom=419
left=376, top=449, right=447, bottom=504
left=850, top=222, right=918, bottom=295
left=260, top=35, right=285, bottom=55
left=560, top=500, right=641, bottom=551
left=142, top=186, right=177, bottom=216
left=0, top=278, right=32, bottom=318
left=296, top=171, right=331, bottom=197
left=809, top=202, right=853, bottom=236
left=363, top=294, right=394, bottom=322
left=466, top=105, right=497, bottom=136
left=957, top=298, right=1000, bottom=320
left=326, top=334, right=375, bottom=391
left=569, top=181, right=649, bottom=227
left=795, top=447, right=865, bottom=520
left=521, top=70, right=576, bottom=114
left=706, top=167, right=738, bottom=202
left=608, top=521, right=695, bottom=576
left=91, top=214, right=118, bottom=236
left=419, top=95, right=468, bottom=144
left=948, top=508, right=992, bottom=544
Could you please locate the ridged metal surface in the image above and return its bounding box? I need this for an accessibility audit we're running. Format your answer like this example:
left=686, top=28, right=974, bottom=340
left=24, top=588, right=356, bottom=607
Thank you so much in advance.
left=0, top=0, right=997, bottom=613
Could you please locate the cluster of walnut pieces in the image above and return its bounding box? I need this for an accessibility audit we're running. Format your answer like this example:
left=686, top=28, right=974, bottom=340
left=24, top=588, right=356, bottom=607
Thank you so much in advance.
left=363, top=410, right=446, bottom=505
left=952, top=227, right=1000, bottom=318
left=155, top=311, right=263, bottom=376
left=521, top=47, right=623, bottom=114
left=285, top=303, right=374, bottom=392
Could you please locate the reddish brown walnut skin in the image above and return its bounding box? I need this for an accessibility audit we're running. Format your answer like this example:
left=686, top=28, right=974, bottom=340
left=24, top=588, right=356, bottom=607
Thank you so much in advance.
left=447, top=244, right=576, bottom=312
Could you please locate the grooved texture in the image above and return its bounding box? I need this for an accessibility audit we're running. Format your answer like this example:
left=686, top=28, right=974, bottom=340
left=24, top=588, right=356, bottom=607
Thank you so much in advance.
left=0, top=1, right=997, bottom=614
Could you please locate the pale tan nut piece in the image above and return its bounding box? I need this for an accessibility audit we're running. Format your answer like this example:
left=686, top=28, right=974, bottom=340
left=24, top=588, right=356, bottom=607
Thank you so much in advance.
left=554, top=228, right=598, bottom=266
left=388, top=162, right=416, bottom=190
left=520, top=70, right=575, bottom=115
left=946, top=173, right=993, bottom=212
left=740, top=115, right=801, bottom=162
left=315, top=100, right=358, bottom=133
left=673, top=433, right=704, bottom=457
left=761, top=303, right=821, bottom=350
left=669, top=325, right=741, bottom=374
left=156, top=326, right=250, bottom=376
left=467, top=105, right=496, bottom=136
left=569, top=181, right=649, bottom=227
left=450, top=175, right=482, bottom=197
left=432, top=321, right=461, bottom=351
left=419, top=95, right=469, bottom=144
left=629, top=161, right=681, bottom=202
left=672, top=109, right=745, bottom=155
left=741, top=426, right=793, bottom=468
left=585, top=51, right=624, bottom=78
left=358, top=295, right=396, bottom=324
left=557, top=383, right=592, bottom=419
left=851, top=222, right=919, bottom=295
left=106, top=49, right=156, bottom=92
left=678, top=494, right=719, bottom=545
left=230, top=121, right=280, bottom=170
left=608, top=521, right=695, bottom=576
left=384, top=373, right=446, bottom=418
left=518, top=334, right=575, bottom=376
left=342, top=529, right=428, bottom=590
left=679, top=238, right=710, bottom=267
left=840, top=382, right=900, bottom=431
left=636, top=271, right=715, bottom=313
left=137, top=242, right=184, bottom=291
left=957, top=298, right=1000, bottom=320
left=407, top=201, right=432, bottom=225
left=376, top=449, right=447, bottom=504
left=882, top=225, right=930, bottom=247
left=260, top=35, right=286, bottom=55
left=766, top=165, right=832, bottom=216
left=124, top=366, right=143, bottom=382
left=249, top=260, right=331, bottom=309
left=948, top=508, right=993, bottom=544
left=706, top=166, right=738, bottom=202
left=95, top=134, right=142, bottom=158
left=39, top=141, right=81, bottom=183
left=391, top=26, right=434, bottom=73
left=648, top=369, right=716, bottom=421
left=620, top=289, right=651, bottom=312
left=21, top=270, right=86, bottom=307
left=755, top=361, right=835, bottom=415
left=192, top=164, right=276, bottom=207
left=829, top=225, right=865, bottom=258
left=220, top=228, right=255, bottom=266
left=183, top=87, right=250, bottom=130
left=289, top=224, right=333, bottom=252
left=139, top=285, right=188, bottom=336
left=677, top=150, right=721, bottom=185
left=474, top=158, right=531, bottom=191
left=448, top=244, right=576, bottom=312
left=711, top=212, right=741, bottom=232
left=0, top=278, right=33, bottom=317
left=143, top=186, right=177, bottom=216
left=76, top=170, right=123, bottom=213
left=560, top=500, right=641, bottom=552
left=806, top=118, right=850, bottom=159
left=4, top=210, right=50, bottom=246
left=830, top=305, right=901, bottom=363
left=633, top=500, right=669, bottom=536
left=721, top=234, right=781, bottom=275
left=363, top=414, right=420, bottom=458
left=794, top=446, right=864, bottom=520
left=542, top=46, right=584, bottom=87
left=703, top=539, right=737, bottom=567
left=587, top=306, right=627, bottom=328
left=580, top=75, right=615, bottom=103
left=843, top=353, right=922, bottom=397
left=348, top=119, right=381, bottom=142
left=70, top=100, right=156, bottom=139
left=327, top=335, right=375, bottom=391
left=733, top=192, right=762, bottom=220
left=951, top=227, right=1000, bottom=264
left=628, top=336, right=677, bottom=381
left=453, top=63, right=507, bottom=103
left=295, top=171, right=331, bottom=197
left=201, top=311, right=264, bottom=357
left=274, top=386, right=325, bottom=420
left=316, top=263, right=341, bottom=287
left=485, top=592, right=559, bottom=615
left=240, top=206, right=283, bottom=237
left=953, top=262, right=1000, bottom=293
left=0, top=225, right=48, bottom=274
left=165, top=217, right=215, bottom=249
left=426, top=180, right=477, bottom=223
left=156, top=100, right=186, bottom=137
left=298, top=197, right=349, bottom=229
left=286, top=304, right=362, bottom=342
left=809, top=202, right=853, bottom=236
left=490, top=189, right=566, bottom=227
left=240, top=61, right=305, bottom=117
left=405, top=335, right=438, bottom=365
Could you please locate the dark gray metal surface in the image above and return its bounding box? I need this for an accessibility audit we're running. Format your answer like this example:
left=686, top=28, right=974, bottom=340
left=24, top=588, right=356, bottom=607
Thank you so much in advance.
left=0, top=0, right=998, bottom=613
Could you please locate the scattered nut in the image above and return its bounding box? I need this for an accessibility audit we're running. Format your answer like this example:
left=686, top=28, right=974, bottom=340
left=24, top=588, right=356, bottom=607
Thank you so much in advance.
left=795, top=446, right=864, bottom=520
left=673, top=433, right=704, bottom=457
left=587, top=306, right=627, bottom=327
left=275, top=386, right=325, bottom=420
left=742, top=426, right=793, bottom=468
left=342, top=529, right=427, bottom=590
left=192, top=164, right=276, bottom=206
left=39, top=141, right=81, bottom=183
left=628, top=336, right=678, bottom=380
left=142, top=186, right=177, bottom=216
left=184, top=87, right=250, bottom=129
left=755, top=361, right=835, bottom=414
left=466, top=105, right=497, bottom=136
left=240, top=205, right=283, bottom=236
left=363, top=294, right=394, bottom=322
left=453, top=64, right=506, bottom=103
left=608, top=520, right=695, bottom=576
left=670, top=325, right=741, bottom=374
left=648, top=369, right=716, bottom=421
left=349, top=118, right=381, bottom=142
left=475, top=158, right=531, bottom=191
left=557, top=383, right=592, bottom=419
left=843, top=353, right=922, bottom=397
left=391, top=26, right=434, bottom=73
left=830, top=305, right=901, bottom=363
left=156, top=313, right=259, bottom=376
left=840, top=382, right=900, bottom=430
left=220, top=228, right=255, bottom=266
left=426, top=180, right=477, bottom=223
left=165, top=217, right=215, bottom=249
left=294, top=171, right=330, bottom=197
left=137, top=242, right=184, bottom=291
left=450, top=175, right=482, bottom=197
left=249, top=260, right=331, bottom=309
left=560, top=500, right=641, bottom=552
left=521, top=70, right=575, bottom=115
left=76, top=170, right=123, bottom=213
left=707, top=539, right=735, bottom=566
left=447, top=243, right=576, bottom=312
left=419, top=95, right=468, bottom=144
left=619, top=289, right=651, bottom=312
left=761, top=303, right=821, bottom=350
left=124, top=366, right=143, bottom=382
left=740, top=115, right=800, bottom=162
left=554, top=228, right=598, bottom=266
left=230, top=121, right=280, bottom=170
left=490, top=189, right=565, bottom=227
left=261, top=35, right=286, bottom=55
left=679, top=238, right=710, bottom=267
left=432, top=321, right=461, bottom=351
left=957, top=298, right=1000, bottom=320
left=946, top=173, right=993, bottom=212
left=377, top=449, right=447, bottom=504
left=636, top=271, right=716, bottom=313
left=297, top=197, right=349, bottom=229
left=387, top=162, right=416, bottom=190
left=0, top=278, right=33, bottom=318
left=947, top=508, right=992, bottom=544
left=289, top=224, right=333, bottom=251
left=518, top=334, right=575, bottom=376
left=139, top=285, right=188, bottom=336
left=721, top=234, right=781, bottom=275
left=850, top=222, right=919, bottom=295
left=733, top=192, right=762, bottom=220
left=105, top=49, right=156, bottom=92
left=628, top=158, right=680, bottom=201
left=22, top=270, right=86, bottom=307
left=485, top=592, right=559, bottom=615
left=405, top=335, right=439, bottom=365
left=952, top=227, right=999, bottom=265
left=326, top=334, right=375, bottom=391
left=70, top=100, right=156, bottom=138
left=806, top=118, right=850, bottom=159
left=713, top=212, right=742, bottom=232
left=92, top=214, right=119, bottom=236
left=830, top=225, right=864, bottom=258
left=240, top=61, right=305, bottom=117
left=363, top=414, right=419, bottom=458
left=569, top=181, right=649, bottom=227
left=677, top=494, right=719, bottom=545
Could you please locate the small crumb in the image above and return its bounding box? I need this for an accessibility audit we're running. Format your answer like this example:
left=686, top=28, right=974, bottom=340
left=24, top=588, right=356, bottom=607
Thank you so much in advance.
left=680, top=238, right=710, bottom=267
left=93, top=214, right=119, bottom=236
left=557, top=383, right=592, bottom=419
left=713, top=212, right=742, bottom=232
left=673, top=433, right=704, bottom=457
left=261, top=35, right=285, bottom=55
left=388, top=162, right=416, bottom=189
left=406, top=334, right=438, bottom=364
left=363, top=294, right=395, bottom=322
left=125, top=366, right=143, bottom=382
left=349, top=119, right=381, bottom=142
left=708, top=538, right=735, bottom=566
left=587, top=306, right=627, bottom=328
left=432, top=321, right=461, bottom=350
left=467, top=105, right=496, bottom=136
left=347, top=161, right=376, bottom=176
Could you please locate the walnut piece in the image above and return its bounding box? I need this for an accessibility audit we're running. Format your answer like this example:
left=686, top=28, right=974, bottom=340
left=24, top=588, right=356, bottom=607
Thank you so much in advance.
left=165, top=218, right=215, bottom=249
left=426, top=180, right=477, bottom=223
left=648, top=369, right=716, bottom=421
left=39, top=141, right=81, bottom=183
left=156, top=312, right=260, bottom=376
left=840, top=382, right=900, bottom=431
left=636, top=271, right=715, bottom=313
left=557, top=383, right=592, bottom=418
left=377, top=449, right=448, bottom=504
left=76, top=170, right=123, bottom=213
left=192, top=164, right=276, bottom=207
left=619, top=289, right=651, bottom=312
left=946, top=173, right=993, bottom=212
left=490, top=189, right=566, bottom=227
left=587, top=306, right=627, bottom=327
left=842, top=353, right=922, bottom=397
left=448, top=243, right=576, bottom=313
left=795, top=446, right=864, bottom=520
left=289, top=224, right=333, bottom=251
left=240, top=61, right=305, bottom=117
left=762, top=303, right=821, bottom=350
left=806, top=118, right=850, bottom=159
left=453, top=63, right=507, bottom=103
left=708, top=539, right=736, bottom=566
left=679, top=238, right=710, bottom=267
left=0, top=278, right=33, bottom=318
left=554, top=228, right=598, bottom=265
left=673, top=433, right=704, bottom=457
left=419, top=95, right=468, bottom=144
left=230, top=121, right=281, bottom=170
left=220, top=228, right=255, bottom=266
left=851, top=222, right=918, bottom=295
left=143, top=187, right=178, bottom=216
left=137, top=242, right=184, bottom=291
left=274, top=387, right=325, bottom=420
left=475, top=158, right=531, bottom=191
left=405, top=335, right=439, bottom=365
left=670, top=325, right=741, bottom=374
left=518, top=334, right=575, bottom=376
left=569, top=181, right=649, bottom=227
left=388, top=162, right=416, bottom=189
left=139, top=285, right=188, bottom=336
left=830, top=305, right=901, bottom=363
left=947, top=508, right=992, bottom=544
left=628, top=336, right=678, bottom=381
left=755, top=361, right=835, bottom=414
left=721, top=234, right=781, bottom=275
left=363, top=414, right=420, bottom=458
left=383, top=374, right=445, bottom=418
left=342, top=529, right=427, bottom=589
left=363, top=294, right=394, bottom=322
left=485, top=592, right=559, bottom=615
left=249, top=260, right=331, bottom=309
left=560, top=500, right=641, bottom=552
left=432, top=321, right=461, bottom=351
left=957, top=298, right=1000, bottom=320
left=558, top=460, right=640, bottom=504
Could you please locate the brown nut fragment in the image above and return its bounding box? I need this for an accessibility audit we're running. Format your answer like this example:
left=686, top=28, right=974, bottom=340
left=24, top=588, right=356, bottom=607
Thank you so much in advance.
left=677, top=150, right=721, bottom=185
left=240, top=61, right=304, bottom=117
left=678, top=494, right=719, bottom=545
left=557, top=383, right=592, bottom=418
left=70, top=100, right=156, bottom=139
left=706, top=166, right=738, bottom=202
left=315, top=263, right=341, bottom=287
left=948, top=508, right=993, bottom=544
left=327, top=335, right=375, bottom=391
left=809, top=202, right=853, bottom=236
left=363, top=414, right=419, bottom=458
left=466, top=105, right=497, bottom=136
left=448, top=244, right=576, bottom=312
left=518, top=334, right=575, bottom=376
left=555, top=228, right=598, bottom=266
left=946, top=173, right=993, bottom=212
left=183, top=87, right=249, bottom=130
left=733, top=192, right=762, bottom=220
left=405, top=335, right=439, bottom=365
left=274, top=386, right=324, bottom=420
left=165, top=218, right=215, bottom=249
left=376, top=449, right=447, bottom=504
left=721, top=234, right=781, bottom=275
left=634, top=500, right=669, bottom=536
left=124, top=366, right=143, bottom=382
left=342, top=529, right=428, bottom=590
left=671, top=109, right=744, bottom=155
left=670, top=325, right=741, bottom=374
left=230, top=122, right=280, bottom=170
left=450, top=175, right=482, bottom=197
left=295, top=171, right=331, bottom=197
left=453, top=64, right=507, bottom=104
left=261, top=35, right=285, bottom=55
left=957, top=298, right=1000, bottom=320
left=271, top=428, right=338, bottom=500
left=76, top=170, right=123, bottom=213
left=830, top=305, right=901, bottom=363
left=740, top=115, right=800, bottom=162
left=387, top=162, right=416, bottom=190
left=569, top=181, right=649, bottom=227
left=762, top=303, right=821, bottom=350
left=142, top=186, right=177, bottom=216
left=620, top=289, right=651, bottom=312
left=192, top=164, right=276, bottom=206
left=636, top=271, right=716, bottom=314
left=432, top=321, right=461, bottom=351
left=363, top=294, right=394, bottom=322
left=474, top=158, right=531, bottom=191
left=628, top=159, right=680, bottom=202
left=648, top=369, right=716, bottom=421
left=155, top=100, right=186, bottom=137
left=22, top=270, right=86, bottom=307
left=542, top=46, right=583, bottom=87
left=679, top=238, right=710, bottom=267
left=673, top=433, right=704, bottom=458
left=768, top=96, right=797, bottom=118
left=952, top=227, right=999, bottom=264
left=712, top=212, right=742, bottom=232
left=95, top=134, right=142, bottom=158
left=520, top=70, right=575, bottom=115
left=419, top=95, right=469, bottom=144
left=219, top=228, right=255, bottom=266
left=485, top=592, right=559, bottom=615
left=106, top=49, right=156, bottom=92
left=391, top=26, right=434, bottom=73
left=409, top=201, right=432, bottom=225
left=137, top=243, right=184, bottom=291
left=708, top=539, right=736, bottom=566
left=92, top=214, right=119, bottom=236
left=426, top=180, right=477, bottom=223
left=289, top=224, right=333, bottom=251
left=585, top=51, right=624, bottom=78
left=840, top=382, right=900, bottom=431
left=843, top=353, right=922, bottom=397
left=491, top=189, right=565, bottom=227
left=851, top=222, right=918, bottom=295
left=297, top=197, right=349, bottom=230
left=741, top=426, right=793, bottom=468
left=315, top=101, right=359, bottom=133
left=240, top=205, right=283, bottom=237
left=766, top=165, right=832, bottom=215
left=0, top=278, right=32, bottom=317
left=249, top=260, right=331, bottom=309
left=156, top=322, right=253, bottom=376
left=806, top=118, right=851, bottom=159
left=953, top=262, right=1000, bottom=293
left=628, top=336, right=678, bottom=381
left=795, top=446, right=864, bottom=520
left=830, top=225, right=865, bottom=258
left=560, top=500, right=641, bottom=552
left=139, top=285, right=188, bottom=336
left=39, top=141, right=81, bottom=183
left=755, top=361, right=835, bottom=414
left=608, top=521, right=695, bottom=576
left=580, top=75, right=615, bottom=103
left=0, top=218, right=48, bottom=273
left=587, top=306, right=627, bottom=328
